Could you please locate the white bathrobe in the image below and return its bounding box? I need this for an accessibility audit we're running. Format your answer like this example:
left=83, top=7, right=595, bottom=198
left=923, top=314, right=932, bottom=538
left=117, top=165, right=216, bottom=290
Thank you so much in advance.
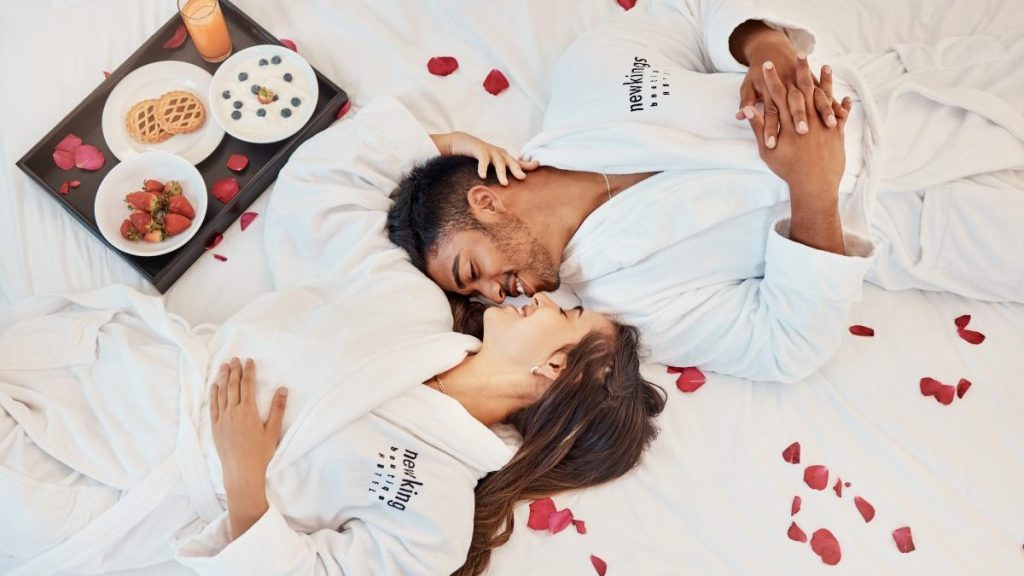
left=0, top=98, right=511, bottom=575
left=519, top=3, right=1024, bottom=382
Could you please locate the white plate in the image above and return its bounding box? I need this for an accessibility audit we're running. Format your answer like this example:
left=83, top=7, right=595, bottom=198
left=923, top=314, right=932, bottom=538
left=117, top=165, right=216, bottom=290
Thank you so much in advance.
left=209, top=45, right=319, bottom=143
left=102, top=61, right=225, bottom=165
left=95, top=151, right=208, bottom=257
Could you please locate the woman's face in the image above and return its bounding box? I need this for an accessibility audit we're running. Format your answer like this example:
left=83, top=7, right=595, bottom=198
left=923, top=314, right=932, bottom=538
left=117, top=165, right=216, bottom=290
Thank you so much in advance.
left=481, top=293, right=614, bottom=369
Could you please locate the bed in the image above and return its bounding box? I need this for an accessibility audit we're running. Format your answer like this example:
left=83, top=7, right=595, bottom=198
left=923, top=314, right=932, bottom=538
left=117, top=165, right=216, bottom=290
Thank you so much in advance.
left=2, top=1, right=1022, bottom=574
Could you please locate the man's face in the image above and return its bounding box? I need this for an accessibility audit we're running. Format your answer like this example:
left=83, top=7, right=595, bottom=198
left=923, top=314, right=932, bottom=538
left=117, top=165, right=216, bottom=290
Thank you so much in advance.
left=425, top=218, right=561, bottom=304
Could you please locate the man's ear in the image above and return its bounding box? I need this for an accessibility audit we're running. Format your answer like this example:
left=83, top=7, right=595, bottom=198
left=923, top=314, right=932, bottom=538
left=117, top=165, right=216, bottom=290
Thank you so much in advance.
left=467, top=185, right=507, bottom=223
left=534, top=350, right=569, bottom=381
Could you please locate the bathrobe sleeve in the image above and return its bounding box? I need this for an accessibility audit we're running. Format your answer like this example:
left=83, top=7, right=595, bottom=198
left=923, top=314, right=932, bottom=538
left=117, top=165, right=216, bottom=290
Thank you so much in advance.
left=264, top=96, right=440, bottom=289
left=627, top=220, right=875, bottom=383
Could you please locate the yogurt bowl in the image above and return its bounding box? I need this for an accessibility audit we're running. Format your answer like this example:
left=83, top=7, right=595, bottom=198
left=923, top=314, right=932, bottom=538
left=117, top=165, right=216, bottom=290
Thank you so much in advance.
left=209, top=44, right=319, bottom=143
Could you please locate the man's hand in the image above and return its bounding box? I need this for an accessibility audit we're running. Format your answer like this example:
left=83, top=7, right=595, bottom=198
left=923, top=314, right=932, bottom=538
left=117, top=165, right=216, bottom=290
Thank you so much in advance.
left=211, top=358, right=288, bottom=539
left=730, top=20, right=837, bottom=149
left=429, top=131, right=540, bottom=186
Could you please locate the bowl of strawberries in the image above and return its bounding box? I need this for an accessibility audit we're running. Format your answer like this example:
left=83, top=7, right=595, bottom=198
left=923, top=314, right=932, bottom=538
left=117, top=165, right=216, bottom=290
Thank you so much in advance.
left=94, top=151, right=208, bottom=256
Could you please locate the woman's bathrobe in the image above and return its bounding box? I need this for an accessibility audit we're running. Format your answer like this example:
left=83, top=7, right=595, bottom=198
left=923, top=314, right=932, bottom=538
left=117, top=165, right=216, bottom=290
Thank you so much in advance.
left=519, top=2, right=1024, bottom=382
left=0, top=97, right=510, bottom=575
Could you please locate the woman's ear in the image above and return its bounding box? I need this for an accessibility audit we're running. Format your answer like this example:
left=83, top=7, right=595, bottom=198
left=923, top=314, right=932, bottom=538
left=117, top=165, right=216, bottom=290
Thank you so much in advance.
left=467, top=185, right=507, bottom=222
left=532, top=351, right=568, bottom=381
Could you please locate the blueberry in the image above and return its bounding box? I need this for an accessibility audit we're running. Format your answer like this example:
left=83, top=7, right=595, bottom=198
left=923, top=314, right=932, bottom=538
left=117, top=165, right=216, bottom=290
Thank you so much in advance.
left=250, top=84, right=260, bottom=94
left=258, top=58, right=269, bottom=67
left=257, top=108, right=267, bottom=117
left=231, top=110, right=241, bottom=120
left=283, top=73, right=293, bottom=82
left=291, top=97, right=301, bottom=106
left=281, top=108, right=292, bottom=118
left=271, top=55, right=282, bottom=64
left=221, top=90, right=231, bottom=99
left=238, top=71, right=248, bottom=81
left=233, top=100, right=243, bottom=109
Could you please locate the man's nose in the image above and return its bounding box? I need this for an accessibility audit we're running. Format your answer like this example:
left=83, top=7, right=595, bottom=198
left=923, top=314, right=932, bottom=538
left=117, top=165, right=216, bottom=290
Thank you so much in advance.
left=482, top=280, right=505, bottom=304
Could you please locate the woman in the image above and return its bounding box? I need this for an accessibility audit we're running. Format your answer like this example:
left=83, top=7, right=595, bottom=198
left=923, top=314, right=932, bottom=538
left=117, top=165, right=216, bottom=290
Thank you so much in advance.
left=0, top=97, right=665, bottom=575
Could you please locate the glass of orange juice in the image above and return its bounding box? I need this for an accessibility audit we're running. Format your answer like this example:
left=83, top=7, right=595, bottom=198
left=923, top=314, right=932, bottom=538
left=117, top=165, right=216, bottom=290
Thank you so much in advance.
left=177, top=0, right=232, bottom=63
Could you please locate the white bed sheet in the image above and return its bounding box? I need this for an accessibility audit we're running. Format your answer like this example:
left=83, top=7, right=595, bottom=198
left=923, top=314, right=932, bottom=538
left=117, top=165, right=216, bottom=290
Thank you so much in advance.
left=2, top=1, right=1022, bottom=575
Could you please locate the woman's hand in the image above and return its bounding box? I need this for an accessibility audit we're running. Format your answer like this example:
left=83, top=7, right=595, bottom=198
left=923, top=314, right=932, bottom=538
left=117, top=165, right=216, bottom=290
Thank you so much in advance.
left=210, top=358, right=288, bottom=539
left=741, top=57, right=852, bottom=193
left=430, top=131, right=540, bottom=186
left=731, top=21, right=838, bottom=148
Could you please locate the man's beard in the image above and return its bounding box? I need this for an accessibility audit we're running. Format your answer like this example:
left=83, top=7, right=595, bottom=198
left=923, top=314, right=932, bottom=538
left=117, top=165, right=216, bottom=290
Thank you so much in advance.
left=487, top=217, right=560, bottom=292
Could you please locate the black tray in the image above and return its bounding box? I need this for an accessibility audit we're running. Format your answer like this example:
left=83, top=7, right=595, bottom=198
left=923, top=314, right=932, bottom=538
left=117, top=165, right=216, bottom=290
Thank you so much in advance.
left=16, top=0, right=347, bottom=293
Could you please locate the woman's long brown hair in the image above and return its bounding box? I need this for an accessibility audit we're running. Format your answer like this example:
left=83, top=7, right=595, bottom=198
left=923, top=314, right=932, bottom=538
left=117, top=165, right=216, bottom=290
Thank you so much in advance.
left=449, top=296, right=667, bottom=576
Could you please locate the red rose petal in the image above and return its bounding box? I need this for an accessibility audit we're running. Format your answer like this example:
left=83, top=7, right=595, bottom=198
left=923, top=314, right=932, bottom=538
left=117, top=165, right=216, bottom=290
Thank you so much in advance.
left=791, top=495, right=801, bottom=516
left=53, top=149, right=75, bottom=170
left=833, top=478, right=843, bottom=498
left=103, top=70, right=112, bottom=79
left=55, top=133, right=83, bottom=152
left=617, top=0, right=638, bottom=9
left=212, top=177, right=240, bottom=204
left=527, top=497, right=556, bottom=530
left=919, top=377, right=943, bottom=397
left=162, top=24, right=188, bottom=49
left=213, top=254, right=228, bottom=262
left=427, top=56, right=459, bottom=76
left=280, top=38, right=297, bottom=52
left=70, top=180, right=81, bottom=188
left=483, top=69, right=510, bottom=95
left=59, top=181, right=70, bottom=195
left=73, top=144, right=106, bottom=171
left=892, top=526, right=915, bottom=553
left=573, top=519, right=587, bottom=535
left=226, top=153, right=249, bottom=172
left=667, top=366, right=706, bottom=393
left=804, top=465, right=829, bottom=491
left=787, top=521, right=807, bottom=543
left=205, top=233, right=224, bottom=251
left=954, top=314, right=971, bottom=329
left=854, top=496, right=875, bottom=522
left=844, top=482, right=851, bottom=488
left=240, top=212, right=258, bottom=231
left=810, top=529, right=842, bottom=565
left=336, top=100, right=352, bottom=120
left=781, top=441, right=801, bottom=465
left=956, top=378, right=972, bottom=399
left=957, top=328, right=985, bottom=345
left=548, top=508, right=574, bottom=534
left=849, top=324, right=875, bottom=337
left=590, top=555, right=607, bottom=576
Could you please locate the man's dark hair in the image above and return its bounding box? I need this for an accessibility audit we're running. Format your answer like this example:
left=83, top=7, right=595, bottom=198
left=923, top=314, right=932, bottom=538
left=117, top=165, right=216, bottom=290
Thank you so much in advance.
left=387, top=155, right=498, bottom=271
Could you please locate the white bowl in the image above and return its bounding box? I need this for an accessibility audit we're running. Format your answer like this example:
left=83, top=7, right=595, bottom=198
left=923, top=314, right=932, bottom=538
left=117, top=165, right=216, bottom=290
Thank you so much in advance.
left=209, top=44, right=319, bottom=143
left=94, top=151, right=208, bottom=257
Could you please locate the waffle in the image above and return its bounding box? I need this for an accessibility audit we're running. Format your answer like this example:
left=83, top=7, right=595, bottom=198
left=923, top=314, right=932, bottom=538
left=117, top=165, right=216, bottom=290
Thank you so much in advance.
left=125, top=99, right=172, bottom=144
left=155, top=91, right=206, bottom=135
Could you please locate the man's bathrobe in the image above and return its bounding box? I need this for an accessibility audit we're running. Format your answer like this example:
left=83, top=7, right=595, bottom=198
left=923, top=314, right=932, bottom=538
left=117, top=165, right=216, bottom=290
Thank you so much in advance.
left=519, top=3, right=1024, bottom=382
left=0, top=98, right=511, bottom=575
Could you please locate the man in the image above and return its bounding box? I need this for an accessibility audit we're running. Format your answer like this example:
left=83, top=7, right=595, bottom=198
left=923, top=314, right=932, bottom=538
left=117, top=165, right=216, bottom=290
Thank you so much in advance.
left=388, top=2, right=1024, bottom=382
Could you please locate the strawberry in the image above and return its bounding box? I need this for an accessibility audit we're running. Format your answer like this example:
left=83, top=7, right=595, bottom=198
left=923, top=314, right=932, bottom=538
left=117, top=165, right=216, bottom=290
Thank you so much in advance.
left=143, top=228, right=165, bottom=243
left=144, top=179, right=164, bottom=193
left=120, top=219, right=141, bottom=241
left=167, top=195, right=195, bottom=219
left=126, top=191, right=160, bottom=213
left=164, top=213, right=192, bottom=236
left=129, top=210, right=153, bottom=233
left=162, top=180, right=182, bottom=197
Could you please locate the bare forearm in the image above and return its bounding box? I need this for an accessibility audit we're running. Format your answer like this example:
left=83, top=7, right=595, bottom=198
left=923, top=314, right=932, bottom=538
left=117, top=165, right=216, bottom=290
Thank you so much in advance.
left=226, top=478, right=269, bottom=541
left=729, top=20, right=789, bottom=66
left=788, top=186, right=846, bottom=255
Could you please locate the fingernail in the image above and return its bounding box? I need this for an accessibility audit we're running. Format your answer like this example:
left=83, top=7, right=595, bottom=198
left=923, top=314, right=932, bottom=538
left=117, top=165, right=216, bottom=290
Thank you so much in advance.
left=798, top=121, right=808, bottom=133
left=279, top=388, right=288, bottom=397
left=767, top=136, right=776, bottom=148
left=824, top=64, right=832, bottom=74
left=797, top=52, right=806, bottom=60
left=827, top=114, right=837, bottom=127
left=742, top=107, right=754, bottom=119
left=763, top=61, right=774, bottom=70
